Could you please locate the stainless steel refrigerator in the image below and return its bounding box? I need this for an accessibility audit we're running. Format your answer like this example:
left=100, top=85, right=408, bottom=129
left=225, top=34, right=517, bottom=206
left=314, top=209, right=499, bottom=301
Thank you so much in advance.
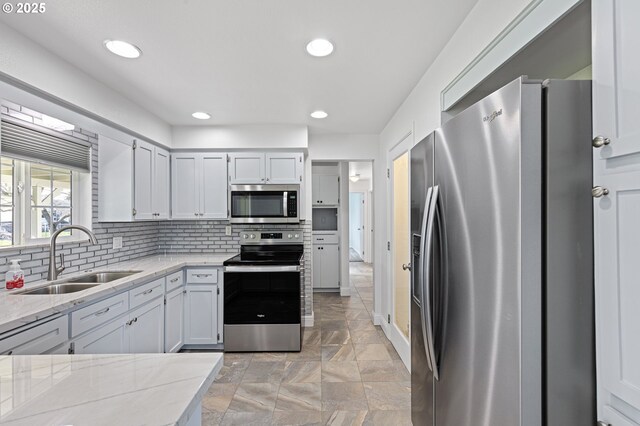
left=410, top=77, right=595, bottom=426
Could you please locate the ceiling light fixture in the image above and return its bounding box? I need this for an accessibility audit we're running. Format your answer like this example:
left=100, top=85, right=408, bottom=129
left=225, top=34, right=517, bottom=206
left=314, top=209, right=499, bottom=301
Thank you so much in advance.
left=103, top=40, right=142, bottom=59
left=191, top=112, right=211, bottom=120
left=306, top=39, right=334, bottom=57
left=349, top=174, right=361, bottom=183
left=310, top=110, right=328, bottom=119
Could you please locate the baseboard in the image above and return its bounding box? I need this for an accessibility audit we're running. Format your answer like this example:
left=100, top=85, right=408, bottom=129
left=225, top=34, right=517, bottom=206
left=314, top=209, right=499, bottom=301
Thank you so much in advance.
left=372, top=312, right=386, bottom=327
left=303, top=312, right=315, bottom=327
left=340, top=286, right=351, bottom=296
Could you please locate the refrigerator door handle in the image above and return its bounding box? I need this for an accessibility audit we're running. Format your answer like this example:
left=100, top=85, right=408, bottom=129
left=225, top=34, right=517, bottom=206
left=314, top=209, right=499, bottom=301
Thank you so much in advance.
left=418, top=187, right=434, bottom=372
left=422, top=185, right=440, bottom=381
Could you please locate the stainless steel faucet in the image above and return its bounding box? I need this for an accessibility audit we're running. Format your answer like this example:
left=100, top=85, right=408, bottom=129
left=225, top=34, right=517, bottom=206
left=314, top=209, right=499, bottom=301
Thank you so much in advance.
left=47, top=225, right=99, bottom=281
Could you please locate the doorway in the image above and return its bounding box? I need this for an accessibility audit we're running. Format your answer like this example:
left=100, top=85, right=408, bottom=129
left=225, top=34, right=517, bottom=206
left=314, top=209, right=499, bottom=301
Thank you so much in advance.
left=349, top=192, right=364, bottom=262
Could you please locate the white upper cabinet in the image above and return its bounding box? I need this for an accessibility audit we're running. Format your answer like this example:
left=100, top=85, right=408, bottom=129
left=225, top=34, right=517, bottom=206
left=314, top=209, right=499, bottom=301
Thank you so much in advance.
left=265, top=153, right=303, bottom=184
left=99, top=135, right=171, bottom=222
left=230, top=152, right=303, bottom=184
left=171, top=153, right=228, bottom=220
left=312, top=175, right=339, bottom=205
left=229, top=152, right=265, bottom=184
left=593, top=1, right=640, bottom=424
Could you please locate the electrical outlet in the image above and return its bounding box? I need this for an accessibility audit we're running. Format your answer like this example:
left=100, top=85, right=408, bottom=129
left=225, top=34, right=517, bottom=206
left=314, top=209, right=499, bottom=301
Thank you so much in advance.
left=112, top=236, right=123, bottom=249
left=225, top=225, right=232, bottom=236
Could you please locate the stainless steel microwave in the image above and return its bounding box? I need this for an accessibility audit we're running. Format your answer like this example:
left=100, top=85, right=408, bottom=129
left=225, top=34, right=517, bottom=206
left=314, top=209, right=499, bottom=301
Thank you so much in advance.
left=229, top=185, right=300, bottom=224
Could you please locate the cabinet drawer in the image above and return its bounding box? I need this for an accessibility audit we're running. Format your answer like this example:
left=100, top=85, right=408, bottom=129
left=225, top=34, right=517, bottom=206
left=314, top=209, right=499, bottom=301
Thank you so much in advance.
left=0, top=315, right=68, bottom=355
left=313, top=234, right=338, bottom=244
left=71, top=292, right=129, bottom=337
left=186, top=268, right=218, bottom=284
left=130, top=278, right=164, bottom=309
left=165, top=271, right=184, bottom=293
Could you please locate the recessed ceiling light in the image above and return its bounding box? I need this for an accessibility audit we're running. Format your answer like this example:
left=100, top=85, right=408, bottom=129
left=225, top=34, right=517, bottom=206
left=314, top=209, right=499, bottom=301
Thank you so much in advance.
left=192, top=112, right=211, bottom=120
left=104, top=40, right=142, bottom=59
left=310, top=110, right=328, bottom=119
left=306, top=39, right=334, bottom=57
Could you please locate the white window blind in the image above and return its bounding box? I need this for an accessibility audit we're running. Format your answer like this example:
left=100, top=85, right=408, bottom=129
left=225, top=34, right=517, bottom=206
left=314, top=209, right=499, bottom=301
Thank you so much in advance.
left=0, top=115, right=91, bottom=172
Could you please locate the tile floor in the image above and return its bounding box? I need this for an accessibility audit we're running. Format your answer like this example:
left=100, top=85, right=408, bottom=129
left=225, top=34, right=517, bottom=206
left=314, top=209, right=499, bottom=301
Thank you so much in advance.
left=202, top=262, right=412, bottom=425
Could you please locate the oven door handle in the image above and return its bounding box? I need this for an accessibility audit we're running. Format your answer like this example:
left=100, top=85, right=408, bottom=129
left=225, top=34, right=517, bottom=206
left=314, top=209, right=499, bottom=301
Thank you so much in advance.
left=224, top=265, right=301, bottom=273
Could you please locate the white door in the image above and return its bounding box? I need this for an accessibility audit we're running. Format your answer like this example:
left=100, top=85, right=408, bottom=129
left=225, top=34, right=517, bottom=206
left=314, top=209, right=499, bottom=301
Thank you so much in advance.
left=323, top=244, right=340, bottom=288
left=73, top=318, right=129, bottom=354
left=164, top=287, right=185, bottom=353
left=312, top=245, right=323, bottom=288
left=171, top=154, right=199, bottom=219
left=201, top=153, right=228, bottom=219
left=184, top=285, right=218, bottom=344
left=229, top=153, right=265, bottom=184
left=133, top=140, right=154, bottom=220
left=129, top=298, right=164, bottom=353
left=593, top=1, right=640, bottom=424
left=349, top=192, right=365, bottom=258
left=154, top=147, right=170, bottom=219
left=265, top=153, right=302, bottom=184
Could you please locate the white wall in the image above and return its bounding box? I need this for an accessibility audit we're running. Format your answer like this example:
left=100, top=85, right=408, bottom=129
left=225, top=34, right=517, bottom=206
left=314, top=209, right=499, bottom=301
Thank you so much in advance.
left=374, top=0, right=534, bottom=324
left=0, top=24, right=172, bottom=147
left=172, top=124, right=308, bottom=150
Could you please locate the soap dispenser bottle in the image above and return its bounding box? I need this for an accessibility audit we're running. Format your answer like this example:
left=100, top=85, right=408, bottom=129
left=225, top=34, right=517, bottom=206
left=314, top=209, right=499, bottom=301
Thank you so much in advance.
left=5, top=259, right=24, bottom=290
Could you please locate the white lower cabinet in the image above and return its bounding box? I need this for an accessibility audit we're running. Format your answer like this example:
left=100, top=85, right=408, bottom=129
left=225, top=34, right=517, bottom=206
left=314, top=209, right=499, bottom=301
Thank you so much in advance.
left=0, top=316, right=68, bottom=355
left=129, top=297, right=164, bottom=353
left=184, top=284, right=218, bottom=345
left=313, top=244, right=340, bottom=288
left=73, top=316, right=129, bottom=354
left=164, top=286, right=185, bottom=353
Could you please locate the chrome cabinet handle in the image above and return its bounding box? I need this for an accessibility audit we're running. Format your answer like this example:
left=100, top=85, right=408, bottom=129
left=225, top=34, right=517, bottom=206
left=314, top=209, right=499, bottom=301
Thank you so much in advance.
left=7, top=350, right=13, bottom=355
left=194, top=273, right=212, bottom=278
left=592, top=135, right=611, bottom=148
left=94, top=307, right=110, bottom=316
left=592, top=186, right=609, bottom=198
left=194, top=213, right=198, bottom=216
left=170, top=277, right=180, bottom=283
left=126, top=319, right=134, bottom=326
left=402, top=263, right=411, bottom=271
left=142, top=289, right=153, bottom=295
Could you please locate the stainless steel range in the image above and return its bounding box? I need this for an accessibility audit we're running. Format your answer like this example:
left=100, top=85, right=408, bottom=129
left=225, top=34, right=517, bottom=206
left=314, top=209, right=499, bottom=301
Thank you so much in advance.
left=223, top=230, right=304, bottom=352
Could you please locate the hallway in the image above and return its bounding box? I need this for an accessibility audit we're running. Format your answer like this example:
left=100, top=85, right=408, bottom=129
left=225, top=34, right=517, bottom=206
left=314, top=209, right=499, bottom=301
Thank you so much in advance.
left=202, top=263, right=411, bottom=425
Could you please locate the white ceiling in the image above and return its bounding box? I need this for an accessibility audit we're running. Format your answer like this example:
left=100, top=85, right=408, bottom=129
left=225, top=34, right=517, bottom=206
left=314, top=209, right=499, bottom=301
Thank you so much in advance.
left=1, top=0, right=477, bottom=135
left=349, top=162, right=373, bottom=180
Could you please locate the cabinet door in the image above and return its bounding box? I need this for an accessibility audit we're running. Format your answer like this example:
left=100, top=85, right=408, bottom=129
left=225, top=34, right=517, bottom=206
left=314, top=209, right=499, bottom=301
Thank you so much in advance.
left=201, top=153, right=228, bottom=219
left=265, top=153, right=303, bottom=184
left=593, top=0, right=640, bottom=423
left=154, top=147, right=171, bottom=219
left=229, top=153, right=265, bottom=184
left=133, top=140, right=155, bottom=220
left=0, top=316, right=68, bottom=355
left=129, top=297, right=164, bottom=353
left=184, top=285, right=218, bottom=344
left=171, top=154, right=200, bottom=219
left=322, top=245, right=340, bottom=288
left=164, top=287, right=185, bottom=353
left=312, top=245, right=323, bottom=288
left=73, top=318, right=129, bottom=354
left=318, top=175, right=340, bottom=205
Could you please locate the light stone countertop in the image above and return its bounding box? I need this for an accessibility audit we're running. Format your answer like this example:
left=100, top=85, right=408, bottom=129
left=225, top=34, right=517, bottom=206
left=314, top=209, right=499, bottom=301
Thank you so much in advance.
left=0, top=254, right=236, bottom=335
left=0, top=352, right=223, bottom=425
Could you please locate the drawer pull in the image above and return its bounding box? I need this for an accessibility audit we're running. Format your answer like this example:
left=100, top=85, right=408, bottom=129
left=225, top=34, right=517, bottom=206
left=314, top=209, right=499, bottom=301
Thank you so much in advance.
left=94, top=307, right=110, bottom=316
left=142, top=289, right=154, bottom=295
left=194, top=274, right=213, bottom=278
left=126, top=319, right=134, bottom=326
left=7, top=350, right=13, bottom=355
left=170, top=277, right=180, bottom=283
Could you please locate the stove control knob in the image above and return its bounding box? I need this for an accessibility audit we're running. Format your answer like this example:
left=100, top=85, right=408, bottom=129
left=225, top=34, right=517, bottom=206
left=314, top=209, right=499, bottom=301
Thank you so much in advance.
left=294, top=234, right=299, bottom=239
left=243, top=234, right=248, bottom=239
left=250, top=234, right=256, bottom=239
left=287, top=234, right=293, bottom=239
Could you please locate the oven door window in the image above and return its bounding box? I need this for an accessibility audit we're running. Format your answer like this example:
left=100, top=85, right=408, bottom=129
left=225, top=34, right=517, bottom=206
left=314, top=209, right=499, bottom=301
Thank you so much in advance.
left=230, top=191, right=285, bottom=218
left=224, top=271, right=300, bottom=324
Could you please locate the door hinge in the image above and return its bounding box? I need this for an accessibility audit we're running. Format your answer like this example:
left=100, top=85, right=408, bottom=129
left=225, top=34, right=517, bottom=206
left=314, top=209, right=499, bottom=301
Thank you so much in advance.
left=68, top=342, right=75, bottom=354
left=387, top=314, right=391, bottom=324
left=132, top=140, right=137, bottom=150
left=387, top=168, right=390, bottom=178
left=164, top=297, right=167, bottom=305
left=299, top=175, right=302, bottom=182
left=132, top=208, right=137, bottom=216
left=217, top=288, right=220, bottom=295
left=299, top=156, right=302, bottom=162
left=387, top=241, right=391, bottom=251
left=217, top=333, right=220, bottom=341
left=227, top=156, right=231, bottom=162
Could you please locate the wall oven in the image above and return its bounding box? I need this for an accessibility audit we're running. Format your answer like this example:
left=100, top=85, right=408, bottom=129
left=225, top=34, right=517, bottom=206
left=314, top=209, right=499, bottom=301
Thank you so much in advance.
left=229, top=184, right=299, bottom=224
left=223, top=231, right=303, bottom=352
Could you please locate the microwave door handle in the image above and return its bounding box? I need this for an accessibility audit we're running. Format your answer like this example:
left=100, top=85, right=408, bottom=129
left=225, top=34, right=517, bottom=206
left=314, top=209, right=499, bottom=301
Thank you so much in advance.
left=283, top=191, right=288, bottom=217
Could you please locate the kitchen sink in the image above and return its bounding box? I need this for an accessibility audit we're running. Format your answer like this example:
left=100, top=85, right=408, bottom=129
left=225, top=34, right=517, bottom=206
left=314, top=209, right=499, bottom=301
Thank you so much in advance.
left=14, top=283, right=99, bottom=295
left=65, top=271, right=142, bottom=284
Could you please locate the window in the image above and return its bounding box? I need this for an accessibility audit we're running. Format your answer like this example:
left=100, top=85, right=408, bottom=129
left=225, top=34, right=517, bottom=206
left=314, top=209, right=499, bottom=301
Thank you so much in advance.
left=0, top=157, right=90, bottom=247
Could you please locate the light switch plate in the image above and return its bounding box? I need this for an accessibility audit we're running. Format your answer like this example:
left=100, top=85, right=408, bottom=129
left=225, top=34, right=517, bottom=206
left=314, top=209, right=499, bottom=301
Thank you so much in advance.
left=112, top=236, right=123, bottom=249
left=225, top=225, right=232, bottom=236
